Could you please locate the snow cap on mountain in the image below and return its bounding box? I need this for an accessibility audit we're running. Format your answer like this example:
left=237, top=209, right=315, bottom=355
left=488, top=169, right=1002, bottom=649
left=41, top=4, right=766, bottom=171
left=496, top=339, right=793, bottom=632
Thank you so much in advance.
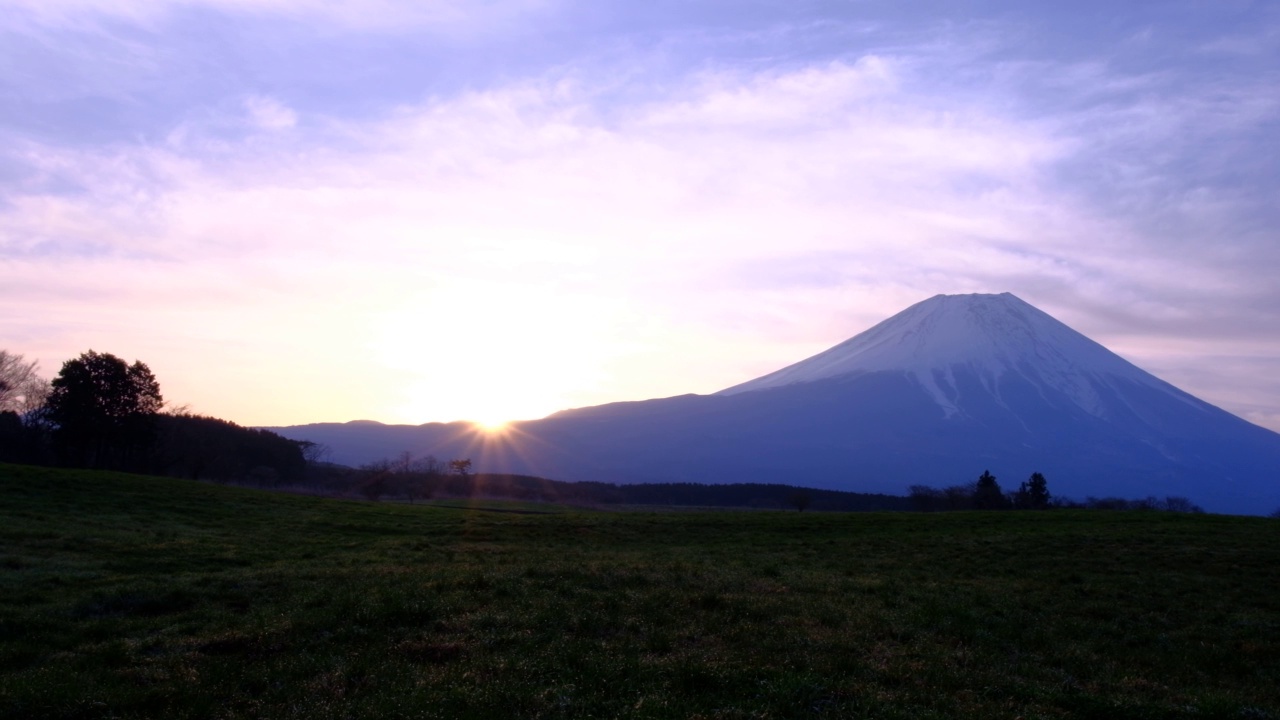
left=718, top=292, right=1179, bottom=417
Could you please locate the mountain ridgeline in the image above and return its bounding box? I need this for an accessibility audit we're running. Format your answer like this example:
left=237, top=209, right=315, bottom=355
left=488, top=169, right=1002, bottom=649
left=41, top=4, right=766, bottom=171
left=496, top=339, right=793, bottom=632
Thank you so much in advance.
left=273, top=293, right=1280, bottom=514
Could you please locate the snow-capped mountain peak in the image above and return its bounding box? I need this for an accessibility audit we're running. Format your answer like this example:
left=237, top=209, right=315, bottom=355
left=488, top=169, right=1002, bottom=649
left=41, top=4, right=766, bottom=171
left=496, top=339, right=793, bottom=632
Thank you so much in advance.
left=718, top=292, right=1182, bottom=418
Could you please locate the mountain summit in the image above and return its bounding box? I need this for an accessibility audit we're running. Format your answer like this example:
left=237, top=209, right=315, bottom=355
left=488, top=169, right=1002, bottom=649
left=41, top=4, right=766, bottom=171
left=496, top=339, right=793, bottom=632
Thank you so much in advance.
left=720, top=292, right=1188, bottom=421
left=274, top=293, right=1280, bottom=514
left=723, top=293, right=1146, bottom=391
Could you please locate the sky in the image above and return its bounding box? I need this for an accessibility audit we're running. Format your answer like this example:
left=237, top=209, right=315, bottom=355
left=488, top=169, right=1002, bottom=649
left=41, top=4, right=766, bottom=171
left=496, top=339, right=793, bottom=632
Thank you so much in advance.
left=3, top=0, right=1279, bottom=431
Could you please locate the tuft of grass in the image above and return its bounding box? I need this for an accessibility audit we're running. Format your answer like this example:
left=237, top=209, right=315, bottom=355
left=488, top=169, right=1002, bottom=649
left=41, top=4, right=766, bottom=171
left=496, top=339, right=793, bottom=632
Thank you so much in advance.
left=1, top=462, right=1278, bottom=718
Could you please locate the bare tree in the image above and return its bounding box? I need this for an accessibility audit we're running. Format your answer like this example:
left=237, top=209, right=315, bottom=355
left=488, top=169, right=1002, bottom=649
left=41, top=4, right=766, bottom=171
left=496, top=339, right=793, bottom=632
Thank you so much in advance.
left=1162, top=496, right=1203, bottom=513
left=908, top=485, right=945, bottom=512
left=0, top=350, right=49, bottom=415
left=944, top=484, right=975, bottom=510
left=394, top=450, right=414, bottom=475
left=391, top=450, right=429, bottom=503
left=358, top=458, right=393, bottom=501
left=412, top=455, right=444, bottom=476
left=413, top=455, right=445, bottom=499
left=296, top=440, right=331, bottom=465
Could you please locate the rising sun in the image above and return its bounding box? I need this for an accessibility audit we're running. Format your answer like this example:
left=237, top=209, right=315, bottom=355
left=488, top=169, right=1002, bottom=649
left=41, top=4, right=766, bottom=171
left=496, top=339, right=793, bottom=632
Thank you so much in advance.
left=471, top=417, right=511, bottom=433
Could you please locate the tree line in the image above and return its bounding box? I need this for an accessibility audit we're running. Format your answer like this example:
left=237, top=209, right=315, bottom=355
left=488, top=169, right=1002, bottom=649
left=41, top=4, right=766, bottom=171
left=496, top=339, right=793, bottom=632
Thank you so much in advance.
left=0, top=349, right=305, bottom=484
left=323, top=450, right=912, bottom=510
left=908, top=469, right=1205, bottom=514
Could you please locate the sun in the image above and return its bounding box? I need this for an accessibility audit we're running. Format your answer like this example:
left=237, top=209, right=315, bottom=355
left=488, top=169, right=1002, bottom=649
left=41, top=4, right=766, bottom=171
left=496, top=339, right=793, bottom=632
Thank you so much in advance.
left=471, top=417, right=511, bottom=433
left=371, top=282, right=616, bottom=427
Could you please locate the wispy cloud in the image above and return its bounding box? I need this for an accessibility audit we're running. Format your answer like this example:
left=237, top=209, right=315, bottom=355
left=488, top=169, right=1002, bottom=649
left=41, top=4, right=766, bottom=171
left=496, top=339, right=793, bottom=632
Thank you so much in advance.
left=3, top=0, right=560, bottom=32
left=243, top=96, right=297, bottom=130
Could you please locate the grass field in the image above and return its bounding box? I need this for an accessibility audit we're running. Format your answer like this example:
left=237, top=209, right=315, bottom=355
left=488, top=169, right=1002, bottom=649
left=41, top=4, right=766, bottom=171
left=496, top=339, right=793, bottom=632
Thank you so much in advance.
left=2, top=463, right=1278, bottom=719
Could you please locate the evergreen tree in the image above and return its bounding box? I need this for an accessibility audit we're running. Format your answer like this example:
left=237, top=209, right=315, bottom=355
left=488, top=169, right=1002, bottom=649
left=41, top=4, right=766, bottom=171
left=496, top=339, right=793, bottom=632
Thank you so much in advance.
left=1024, top=472, right=1051, bottom=509
left=154, top=412, right=305, bottom=483
left=972, top=469, right=1007, bottom=510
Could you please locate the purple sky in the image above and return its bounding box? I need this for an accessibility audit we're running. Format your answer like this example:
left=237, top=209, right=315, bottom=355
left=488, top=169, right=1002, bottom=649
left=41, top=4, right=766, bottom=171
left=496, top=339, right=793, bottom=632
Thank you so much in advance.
left=3, top=1, right=1279, bottom=430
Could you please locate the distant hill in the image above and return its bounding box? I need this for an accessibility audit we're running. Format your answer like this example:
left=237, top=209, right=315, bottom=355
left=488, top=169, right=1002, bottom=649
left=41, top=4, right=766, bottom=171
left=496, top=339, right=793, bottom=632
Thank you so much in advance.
left=272, top=293, right=1280, bottom=515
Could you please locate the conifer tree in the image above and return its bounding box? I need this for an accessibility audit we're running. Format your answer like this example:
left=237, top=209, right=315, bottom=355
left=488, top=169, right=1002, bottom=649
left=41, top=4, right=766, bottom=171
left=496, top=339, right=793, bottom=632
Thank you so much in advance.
left=1025, top=472, right=1051, bottom=509
left=973, top=469, right=1007, bottom=510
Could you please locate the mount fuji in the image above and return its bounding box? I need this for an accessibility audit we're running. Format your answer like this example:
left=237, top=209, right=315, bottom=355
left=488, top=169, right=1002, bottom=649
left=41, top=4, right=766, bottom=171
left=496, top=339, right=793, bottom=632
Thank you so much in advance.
left=274, top=293, right=1280, bottom=514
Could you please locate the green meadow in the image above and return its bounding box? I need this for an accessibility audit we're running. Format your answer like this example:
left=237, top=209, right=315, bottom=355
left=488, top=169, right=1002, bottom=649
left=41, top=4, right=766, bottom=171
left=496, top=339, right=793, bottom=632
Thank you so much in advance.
left=2, top=463, right=1278, bottom=719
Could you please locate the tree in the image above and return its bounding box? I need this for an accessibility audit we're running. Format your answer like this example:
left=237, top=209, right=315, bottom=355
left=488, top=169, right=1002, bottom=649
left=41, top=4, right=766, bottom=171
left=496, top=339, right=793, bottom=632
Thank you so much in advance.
left=972, top=469, right=1008, bottom=510
left=295, top=440, right=331, bottom=466
left=0, top=351, right=54, bottom=463
left=407, top=455, right=444, bottom=502
left=944, top=484, right=975, bottom=510
left=153, top=412, right=306, bottom=484
left=1162, top=496, right=1203, bottom=514
left=391, top=451, right=429, bottom=504
left=908, top=485, right=945, bottom=512
left=412, top=454, right=445, bottom=477
left=445, top=458, right=474, bottom=496
left=45, top=351, right=163, bottom=470
left=1014, top=472, right=1052, bottom=510
left=394, top=450, right=414, bottom=475
left=449, top=458, right=472, bottom=479
left=358, top=458, right=393, bottom=501
left=0, top=350, right=49, bottom=416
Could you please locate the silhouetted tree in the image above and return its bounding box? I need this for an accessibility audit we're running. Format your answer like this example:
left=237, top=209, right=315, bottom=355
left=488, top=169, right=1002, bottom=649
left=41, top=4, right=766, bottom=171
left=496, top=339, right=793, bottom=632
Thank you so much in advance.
left=389, top=450, right=434, bottom=504
left=295, top=440, right=331, bottom=466
left=0, top=350, right=49, bottom=416
left=407, top=454, right=445, bottom=502
left=155, top=412, right=305, bottom=484
left=358, top=459, right=393, bottom=501
left=449, top=458, right=472, bottom=480
left=944, top=484, right=975, bottom=510
left=412, top=454, right=445, bottom=476
left=1162, top=496, right=1204, bottom=514
left=908, top=485, right=945, bottom=512
left=1013, top=472, right=1052, bottom=509
left=972, top=470, right=1007, bottom=510
left=1134, top=496, right=1160, bottom=511
left=1026, top=472, right=1050, bottom=508
left=46, top=351, right=162, bottom=471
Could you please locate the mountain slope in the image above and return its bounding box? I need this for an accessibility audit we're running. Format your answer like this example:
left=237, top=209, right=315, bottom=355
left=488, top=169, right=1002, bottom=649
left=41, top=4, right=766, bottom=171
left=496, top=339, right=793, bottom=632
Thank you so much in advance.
left=720, top=292, right=1191, bottom=418
left=273, top=293, right=1280, bottom=514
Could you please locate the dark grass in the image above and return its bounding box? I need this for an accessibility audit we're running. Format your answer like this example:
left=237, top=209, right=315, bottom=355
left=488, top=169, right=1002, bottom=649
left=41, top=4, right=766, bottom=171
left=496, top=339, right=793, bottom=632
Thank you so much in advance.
left=2, top=463, right=1278, bottom=719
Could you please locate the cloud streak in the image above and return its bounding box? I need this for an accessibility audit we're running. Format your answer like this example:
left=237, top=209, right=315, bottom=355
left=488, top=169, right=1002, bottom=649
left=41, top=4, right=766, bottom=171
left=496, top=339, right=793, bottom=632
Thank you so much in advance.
left=3, top=0, right=559, bottom=33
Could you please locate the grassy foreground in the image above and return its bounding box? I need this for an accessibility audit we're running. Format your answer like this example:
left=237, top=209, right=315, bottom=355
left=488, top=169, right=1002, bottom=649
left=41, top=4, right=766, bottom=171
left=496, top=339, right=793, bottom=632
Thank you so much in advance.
left=2, top=464, right=1278, bottom=719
